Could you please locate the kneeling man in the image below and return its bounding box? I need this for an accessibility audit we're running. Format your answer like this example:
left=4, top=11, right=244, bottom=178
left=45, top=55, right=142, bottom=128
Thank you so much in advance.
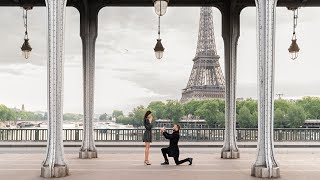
left=160, top=124, right=193, bottom=165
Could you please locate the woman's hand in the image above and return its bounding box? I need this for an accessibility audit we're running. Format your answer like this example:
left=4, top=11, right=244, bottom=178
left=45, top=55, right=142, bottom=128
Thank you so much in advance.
left=160, top=127, right=166, bottom=133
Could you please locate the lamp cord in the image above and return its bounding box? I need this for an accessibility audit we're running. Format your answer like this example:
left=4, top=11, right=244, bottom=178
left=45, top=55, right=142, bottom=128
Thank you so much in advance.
left=23, top=9, right=28, bottom=39
left=293, top=8, right=298, bottom=35
left=158, top=15, right=161, bottom=39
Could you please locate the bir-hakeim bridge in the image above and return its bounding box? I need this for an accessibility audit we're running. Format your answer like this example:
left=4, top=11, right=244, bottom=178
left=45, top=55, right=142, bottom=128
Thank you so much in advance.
left=0, top=0, right=319, bottom=179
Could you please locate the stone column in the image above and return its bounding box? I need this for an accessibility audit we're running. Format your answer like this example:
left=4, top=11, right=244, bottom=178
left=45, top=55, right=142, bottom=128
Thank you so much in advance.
left=251, top=0, right=280, bottom=178
left=41, top=0, right=69, bottom=178
left=78, top=1, right=99, bottom=159
left=220, top=3, right=242, bottom=159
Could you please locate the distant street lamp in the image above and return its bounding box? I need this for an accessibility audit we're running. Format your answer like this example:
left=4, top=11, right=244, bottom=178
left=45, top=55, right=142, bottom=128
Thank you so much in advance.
left=154, top=39, right=164, bottom=59
left=288, top=8, right=300, bottom=60
left=154, top=16, right=164, bottom=59
left=21, top=39, right=32, bottom=59
left=21, top=6, right=32, bottom=59
left=153, top=0, right=169, bottom=16
left=288, top=34, right=300, bottom=60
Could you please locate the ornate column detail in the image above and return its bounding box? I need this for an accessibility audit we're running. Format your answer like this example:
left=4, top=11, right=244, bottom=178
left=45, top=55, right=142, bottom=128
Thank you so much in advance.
left=251, top=0, right=280, bottom=178
left=78, top=0, right=100, bottom=159
left=41, top=0, right=69, bottom=178
left=220, top=2, right=242, bottom=159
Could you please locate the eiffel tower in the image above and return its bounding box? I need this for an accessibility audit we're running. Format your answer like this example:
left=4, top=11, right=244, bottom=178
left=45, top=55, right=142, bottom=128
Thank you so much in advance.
left=180, top=7, right=225, bottom=103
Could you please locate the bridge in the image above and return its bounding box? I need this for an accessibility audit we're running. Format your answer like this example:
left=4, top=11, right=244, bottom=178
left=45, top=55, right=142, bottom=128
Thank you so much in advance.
left=1, top=0, right=320, bottom=179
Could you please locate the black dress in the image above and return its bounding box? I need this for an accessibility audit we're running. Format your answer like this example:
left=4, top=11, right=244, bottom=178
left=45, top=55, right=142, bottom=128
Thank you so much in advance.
left=143, top=118, right=152, bottom=142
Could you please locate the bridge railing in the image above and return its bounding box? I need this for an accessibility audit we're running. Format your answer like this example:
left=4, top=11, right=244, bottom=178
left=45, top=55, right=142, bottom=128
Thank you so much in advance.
left=0, top=128, right=320, bottom=142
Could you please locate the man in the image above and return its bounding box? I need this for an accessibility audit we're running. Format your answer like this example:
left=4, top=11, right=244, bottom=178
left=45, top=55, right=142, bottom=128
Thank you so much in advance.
left=160, top=124, right=193, bottom=165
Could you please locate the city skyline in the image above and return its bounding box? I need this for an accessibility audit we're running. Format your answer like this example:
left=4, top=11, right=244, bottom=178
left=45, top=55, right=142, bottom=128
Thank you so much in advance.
left=1, top=7, right=320, bottom=114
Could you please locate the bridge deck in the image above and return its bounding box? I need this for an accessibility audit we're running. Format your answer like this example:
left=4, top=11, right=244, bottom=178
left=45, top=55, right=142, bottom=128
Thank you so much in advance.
left=1, top=141, right=320, bottom=148
left=0, top=147, right=320, bottom=180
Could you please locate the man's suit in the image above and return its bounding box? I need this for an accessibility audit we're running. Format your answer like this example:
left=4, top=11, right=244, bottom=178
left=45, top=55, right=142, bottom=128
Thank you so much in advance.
left=161, top=131, right=190, bottom=165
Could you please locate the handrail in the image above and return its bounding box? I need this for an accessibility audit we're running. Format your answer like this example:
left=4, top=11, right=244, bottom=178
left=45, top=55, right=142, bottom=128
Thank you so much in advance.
left=0, top=128, right=319, bottom=142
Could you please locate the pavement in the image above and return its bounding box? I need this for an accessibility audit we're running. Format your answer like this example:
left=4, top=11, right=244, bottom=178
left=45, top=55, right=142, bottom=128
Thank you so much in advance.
left=0, top=147, right=320, bottom=180
left=1, top=141, right=320, bottom=148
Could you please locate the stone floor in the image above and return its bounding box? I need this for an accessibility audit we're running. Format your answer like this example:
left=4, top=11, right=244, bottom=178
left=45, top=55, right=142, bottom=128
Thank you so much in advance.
left=0, top=147, right=320, bottom=180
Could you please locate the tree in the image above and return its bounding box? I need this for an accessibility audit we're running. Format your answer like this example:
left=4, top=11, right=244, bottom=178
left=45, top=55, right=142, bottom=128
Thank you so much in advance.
left=238, top=106, right=253, bottom=128
left=251, top=111, right=258, bottom=128
left=116, top=115, right=133, bottom=125
left=296, top=97, right=320, bottom=119
left=164, top=100, right=184, bottom=124
left=274, top=109, right=286, bottom=128
left=43, top=112, right=48, bottom=120
left=0, top=105, right=15, bottom=122
left=132, top=105, right=146, bottom=127
left=183, top=100, right=203, bottom=116
left=195, top=101, right=224, bottom=127
left=63, top=113, right=82, bottom=121
left=99, top=113, right=108, bottom=121
left=287, top=105, right=306, bottom=128
left=275, top=99, right=293, bottom=114
left=147, top=101, right=166, bottom=119
left=237, top=98, right=257, bottom=115
left=112, top=110, right=124, bottom=120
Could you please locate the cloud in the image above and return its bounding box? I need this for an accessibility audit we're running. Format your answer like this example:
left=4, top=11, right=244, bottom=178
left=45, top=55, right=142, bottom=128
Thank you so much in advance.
left=1, top=6, right=320, bottom=114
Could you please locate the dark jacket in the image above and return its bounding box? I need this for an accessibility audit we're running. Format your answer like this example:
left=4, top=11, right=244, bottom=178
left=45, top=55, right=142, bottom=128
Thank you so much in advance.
left=163, top=131, right=180, bottom=157
left=143, top=118, right=152, bottom=142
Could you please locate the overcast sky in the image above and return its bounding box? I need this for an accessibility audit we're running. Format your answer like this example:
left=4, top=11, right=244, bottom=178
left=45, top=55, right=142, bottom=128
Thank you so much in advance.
left=0, top=6, right=320, bottom=114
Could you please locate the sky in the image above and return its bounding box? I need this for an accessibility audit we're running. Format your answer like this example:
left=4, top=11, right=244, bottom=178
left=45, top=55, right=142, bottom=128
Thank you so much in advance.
left=0, top=6, right=320, bottom=114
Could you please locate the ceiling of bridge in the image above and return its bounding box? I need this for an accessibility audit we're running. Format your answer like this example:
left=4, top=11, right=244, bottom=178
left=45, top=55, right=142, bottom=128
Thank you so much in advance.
left=1, top=0, right=319, bottom=8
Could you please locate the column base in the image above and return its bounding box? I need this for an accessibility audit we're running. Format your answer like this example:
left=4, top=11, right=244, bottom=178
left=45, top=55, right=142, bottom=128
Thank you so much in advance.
left=41, top=165, right=69, bottom=178
left=79, top=150, right=98, bottom=159
left=221, top=150, right=240, bottom=159
left=251, top=165, right=280, bottom=178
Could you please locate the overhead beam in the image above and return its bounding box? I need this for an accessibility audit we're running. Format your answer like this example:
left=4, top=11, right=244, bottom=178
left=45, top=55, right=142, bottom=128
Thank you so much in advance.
left=0, top=0, right=317, bottom=8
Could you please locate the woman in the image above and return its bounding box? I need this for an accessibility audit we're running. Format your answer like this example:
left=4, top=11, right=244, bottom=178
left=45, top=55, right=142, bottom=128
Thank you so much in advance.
left=143, top=110, right=153, bottom=165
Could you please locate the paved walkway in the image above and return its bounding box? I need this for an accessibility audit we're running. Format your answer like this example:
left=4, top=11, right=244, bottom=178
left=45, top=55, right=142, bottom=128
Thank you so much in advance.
left=1, top=141, right=320, bottom=148
left=0, top=147, right=320, bottom=180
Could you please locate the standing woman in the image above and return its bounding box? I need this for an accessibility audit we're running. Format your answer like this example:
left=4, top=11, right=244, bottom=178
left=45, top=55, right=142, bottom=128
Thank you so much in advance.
left=143, top=110, right=153, bottom=165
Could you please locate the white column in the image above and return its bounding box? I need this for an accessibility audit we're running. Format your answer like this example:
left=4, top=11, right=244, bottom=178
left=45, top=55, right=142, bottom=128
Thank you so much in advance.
left=251, top=0, right=280, bottom=178
left=221, top=3, right=241, bottom=159
left=79, top=2, right=99, bottom=159
left=41, top=0, right=68, bottom=178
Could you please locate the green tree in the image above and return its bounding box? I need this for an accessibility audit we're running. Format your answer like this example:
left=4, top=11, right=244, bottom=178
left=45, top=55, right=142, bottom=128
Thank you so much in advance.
left=238, top=106, right=253, bottom=128
left=99, top=113, right=108, bottom=121
left=112, top=110, right=124, bottom=120
left=287, top=105, right=306, bottom=128
left=216, top=99, right=225, bottom=114
left=274, top=109, right=285, bottom=128
left=0, top=105, right=15, bottom=121
left=164, top=100, right=184, bottom=124
left=183, top=100, right=203, bottom=116
left=132, top=105, right=146, bottom=127
left=116, top=115, right=133, bottom=125
left=195, top=101, right=224, bottom=127
left=275, top=99, right=292, bottom=114
left=252, top=111, right=258, bottom=128
left=63, top=113, right=82, bottom=121
left=147, top=101, right=166, bottom=119
left=237, top=98, right=257, bottom=115
left=296, top=97, right=320, bottom=119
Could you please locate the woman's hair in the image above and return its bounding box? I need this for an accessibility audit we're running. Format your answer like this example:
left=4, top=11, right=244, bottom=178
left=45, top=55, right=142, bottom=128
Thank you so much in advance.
left=144, top=110, right=152, bottom=119
left=175, top=124, right=181, bottom=131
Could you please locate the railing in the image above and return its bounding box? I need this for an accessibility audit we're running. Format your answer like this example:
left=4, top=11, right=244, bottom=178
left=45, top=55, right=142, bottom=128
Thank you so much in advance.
left=0, top=128, right=320, bottom=142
